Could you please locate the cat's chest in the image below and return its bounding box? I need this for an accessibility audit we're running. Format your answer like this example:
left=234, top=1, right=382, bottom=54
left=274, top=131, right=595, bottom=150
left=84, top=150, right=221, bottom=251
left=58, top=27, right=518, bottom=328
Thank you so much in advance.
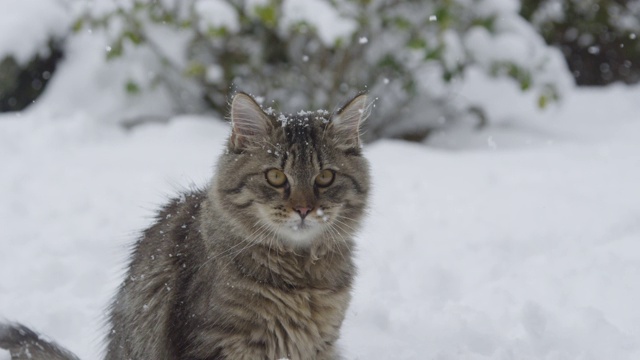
left=187, top=281, right=351, bottom=359
left=187, top=247, right=353, bottom=358
left=255, top=285, right=351, bottom=356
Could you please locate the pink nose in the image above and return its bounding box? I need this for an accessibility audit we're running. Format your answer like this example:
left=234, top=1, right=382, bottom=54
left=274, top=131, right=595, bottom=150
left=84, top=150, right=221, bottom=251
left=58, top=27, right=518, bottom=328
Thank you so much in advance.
left=295, top=206, right=312, bottom=219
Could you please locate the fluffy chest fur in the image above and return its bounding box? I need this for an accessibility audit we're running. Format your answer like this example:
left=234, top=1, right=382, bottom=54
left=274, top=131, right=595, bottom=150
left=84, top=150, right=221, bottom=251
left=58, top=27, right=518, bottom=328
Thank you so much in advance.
left=188, top=269, right=352, bottom=359
left=249, top=286, right=351, bottom=359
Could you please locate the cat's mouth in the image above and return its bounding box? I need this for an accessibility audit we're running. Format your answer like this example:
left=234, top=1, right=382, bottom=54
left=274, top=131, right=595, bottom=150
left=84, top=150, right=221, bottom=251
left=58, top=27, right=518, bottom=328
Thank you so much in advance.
left=276, top=214, right=327, bottom=244
left=292, top=221, right=307, bottom=231
left=288, top=218, right=318, bottom=234
left=258, top=206, right=333, bottom=245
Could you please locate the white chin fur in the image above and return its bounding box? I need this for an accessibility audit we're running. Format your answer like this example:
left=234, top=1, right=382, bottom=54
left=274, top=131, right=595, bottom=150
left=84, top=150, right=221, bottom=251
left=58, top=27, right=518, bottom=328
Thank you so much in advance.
left=278, top=219, right=324, bottom=245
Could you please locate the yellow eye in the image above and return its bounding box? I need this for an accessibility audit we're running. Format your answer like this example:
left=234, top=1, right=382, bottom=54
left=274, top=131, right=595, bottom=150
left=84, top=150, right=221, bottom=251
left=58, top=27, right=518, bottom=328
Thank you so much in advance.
left=266, top=169, right=288, bottom=187
left=315, top=169, right=335, bottom=187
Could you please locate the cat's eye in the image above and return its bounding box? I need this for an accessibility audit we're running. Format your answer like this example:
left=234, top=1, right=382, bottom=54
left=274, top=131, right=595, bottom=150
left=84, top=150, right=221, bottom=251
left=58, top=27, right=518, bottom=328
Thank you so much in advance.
left=266, top=169, right=288, bottom=187
left=315, top=169, right=335, bottom=187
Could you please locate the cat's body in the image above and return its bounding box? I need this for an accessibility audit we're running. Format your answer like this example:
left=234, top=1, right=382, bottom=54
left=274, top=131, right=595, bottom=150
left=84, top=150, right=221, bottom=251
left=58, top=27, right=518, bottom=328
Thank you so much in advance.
left=1, top=93, right=370, bottom=360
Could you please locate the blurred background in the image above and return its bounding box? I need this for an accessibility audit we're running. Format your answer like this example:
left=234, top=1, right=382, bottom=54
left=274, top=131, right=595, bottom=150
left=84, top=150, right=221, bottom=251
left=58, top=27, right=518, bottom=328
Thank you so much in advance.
left=1, top=0, right=638, bottom=139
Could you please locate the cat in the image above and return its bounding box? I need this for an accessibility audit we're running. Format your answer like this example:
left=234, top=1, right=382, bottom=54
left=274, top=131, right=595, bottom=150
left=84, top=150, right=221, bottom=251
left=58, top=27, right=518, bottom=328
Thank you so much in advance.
left=0, top=92, right=371, bottom=360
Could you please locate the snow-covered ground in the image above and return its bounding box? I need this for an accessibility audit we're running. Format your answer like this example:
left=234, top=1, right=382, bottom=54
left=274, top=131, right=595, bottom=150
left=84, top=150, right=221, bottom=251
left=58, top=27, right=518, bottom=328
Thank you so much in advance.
left=1, top=82, right=640, bottom=359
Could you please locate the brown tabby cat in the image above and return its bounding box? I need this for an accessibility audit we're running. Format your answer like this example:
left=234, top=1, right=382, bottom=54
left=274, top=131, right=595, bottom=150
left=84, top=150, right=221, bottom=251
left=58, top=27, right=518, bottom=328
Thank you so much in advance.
left=0, top=92, right=371, bottom=360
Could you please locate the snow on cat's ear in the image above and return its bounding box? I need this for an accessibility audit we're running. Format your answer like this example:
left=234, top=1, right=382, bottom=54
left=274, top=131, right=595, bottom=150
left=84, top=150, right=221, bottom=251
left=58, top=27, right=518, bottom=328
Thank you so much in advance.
left=331, top=94, right=369, bottom=150
left=229, top=93, right=272, bottom=151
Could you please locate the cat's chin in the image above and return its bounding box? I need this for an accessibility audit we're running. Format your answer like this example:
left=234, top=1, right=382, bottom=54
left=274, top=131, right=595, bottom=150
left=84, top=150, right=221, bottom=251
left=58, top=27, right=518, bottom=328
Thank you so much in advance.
left=276, top=220, right=324, bottom=246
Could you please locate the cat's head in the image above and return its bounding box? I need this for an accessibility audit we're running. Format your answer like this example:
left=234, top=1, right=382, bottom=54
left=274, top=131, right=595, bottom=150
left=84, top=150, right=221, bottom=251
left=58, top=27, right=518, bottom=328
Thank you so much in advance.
left=215, top=92, right=370, bottom=248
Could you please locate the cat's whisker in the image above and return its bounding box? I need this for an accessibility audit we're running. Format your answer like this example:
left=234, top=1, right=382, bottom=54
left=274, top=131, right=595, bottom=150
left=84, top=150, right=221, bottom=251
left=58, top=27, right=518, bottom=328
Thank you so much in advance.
left=330, top=221, right=355, bottom=244
left=228, top=222, right=273, bottom=261
left=323, top=223, right=347, bottom=262
left=198, top=221, right=270, bottom=270
left=266, top=229, right=276, bottom=285
left=329, top=227, right=344, bottom=259
left=334, top=215, right=359, bottom=231
left=211, top=221, right=266, bottom=258
left=266, top=222, right=285, bottom=281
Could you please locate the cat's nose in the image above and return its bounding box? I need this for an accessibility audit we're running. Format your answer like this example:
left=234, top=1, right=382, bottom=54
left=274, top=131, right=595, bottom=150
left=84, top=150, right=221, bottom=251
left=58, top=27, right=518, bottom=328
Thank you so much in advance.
left=294, top=206, right=312, bottom=219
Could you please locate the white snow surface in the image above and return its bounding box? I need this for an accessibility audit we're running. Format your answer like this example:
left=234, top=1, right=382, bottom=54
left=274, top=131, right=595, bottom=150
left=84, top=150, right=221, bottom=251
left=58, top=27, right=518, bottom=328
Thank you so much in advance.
left=2, top=83, right=640, bottom=359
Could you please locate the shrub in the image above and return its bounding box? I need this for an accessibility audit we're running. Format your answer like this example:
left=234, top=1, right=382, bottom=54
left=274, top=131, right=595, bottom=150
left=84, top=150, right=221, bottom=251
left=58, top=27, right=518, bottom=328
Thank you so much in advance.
left=75, top=0, right=569, bottom=141
left=0, top=0, right=69, bottom=112
left=522, top=0, right=640, bottom=85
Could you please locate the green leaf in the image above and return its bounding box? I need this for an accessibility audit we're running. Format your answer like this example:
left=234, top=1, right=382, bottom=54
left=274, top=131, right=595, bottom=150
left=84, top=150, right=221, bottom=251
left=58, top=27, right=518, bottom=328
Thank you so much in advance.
left=125, top=80, right=140, bottom=94
left=425, top=44, right=444, bottom=60
left=472, top=16, right=496, bottom=32
left=443, top=71, right=454, bottom=82
left=393, top=16, right=412, bottom=30
left=505, top=63, right=532, bottom=91
left=539, top=85, right=560, bottom=107
left=207, top=26, right=229, bottom=38
left=72, top=18, right=84, bottom=33
left=434, top=6, right=452, bottom=29
left=520, top=74, right=532, bottom=91
left=538, top=94, right=548, bottom=109
left=123, top=30, right=143, bottom=45
left=407, top=37, right=427, bottom=50
left=106, top=40, right=124, bottom=60
left=377, top=54, right=405, bottom=73
left=254, top=4, right=278, bottom=28
left=133, top=1, right=146, bottom=11
left=184, top=62, right=206, bottom=77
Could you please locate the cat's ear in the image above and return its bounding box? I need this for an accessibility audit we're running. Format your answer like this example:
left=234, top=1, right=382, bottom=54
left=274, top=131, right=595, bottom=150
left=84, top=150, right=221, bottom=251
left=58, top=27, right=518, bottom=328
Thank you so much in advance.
left=331, top=94, right=369, bottom=149
left=229, top=93, right=272, bottom=151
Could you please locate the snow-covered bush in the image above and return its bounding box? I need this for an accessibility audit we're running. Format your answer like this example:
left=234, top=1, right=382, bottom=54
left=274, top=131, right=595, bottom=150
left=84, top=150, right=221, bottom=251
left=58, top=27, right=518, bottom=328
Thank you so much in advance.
left=0, top=0, right=70, bottom=112
left=522, top=0, right=640, bottom=85
left=67, top=0, right=569, bottom=140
